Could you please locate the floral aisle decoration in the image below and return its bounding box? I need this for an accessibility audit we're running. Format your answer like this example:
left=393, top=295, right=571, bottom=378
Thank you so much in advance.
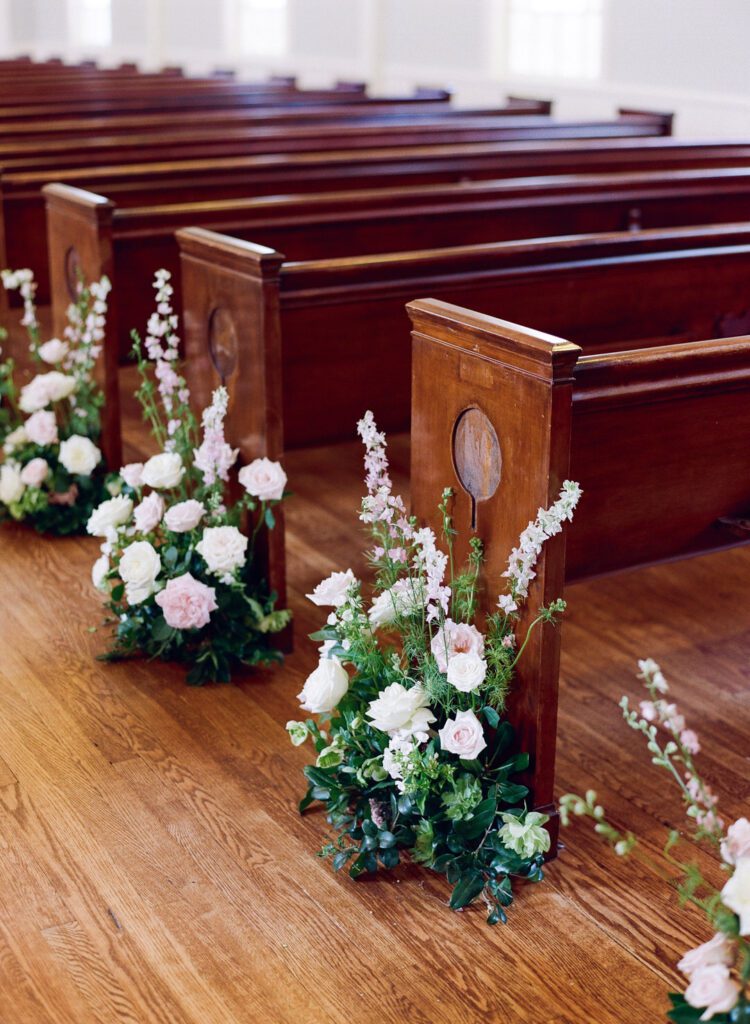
left=560, top=661, right=749, bottom=1022
left=0, top=268, right=111, bottom=534
left=287, top=411, right=581, bottom=922
left=88, top=269, right=291, bottom=685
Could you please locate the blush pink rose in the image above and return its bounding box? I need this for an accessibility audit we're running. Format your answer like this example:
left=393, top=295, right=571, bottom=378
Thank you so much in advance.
left=133, top=492, right=164, bottom=534
left=20, top=457, right=49, bottom=488
left=431, top=618, right=485, bottom=672
left=684, top=964, right=740, bottom=1020
left=120, top=462, right=144, bottom=489
left=155, top=572, right=218, bottom=631
left=164, top=499, right=205, bottom=533
left=438, top=709, right=487, bottom=760
left=24, top=409, right=58, bottom=447
left=678, top=933, right=734, bottom=977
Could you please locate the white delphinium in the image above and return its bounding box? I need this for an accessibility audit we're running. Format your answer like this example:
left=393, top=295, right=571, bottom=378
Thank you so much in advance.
left=412, top=526, right=450, bottom=623
left=2, top=268, right=39, bottom=337
left=193, top=386, right=238, bottom=486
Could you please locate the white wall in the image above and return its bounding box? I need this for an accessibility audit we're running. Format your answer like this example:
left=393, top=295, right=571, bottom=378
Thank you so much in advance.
left=3, top=0, right=750, bottom=136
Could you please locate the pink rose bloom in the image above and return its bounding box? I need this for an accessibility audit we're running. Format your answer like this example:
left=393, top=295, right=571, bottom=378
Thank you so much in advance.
left=164, top=499, right=205, bottom=533
left=678, top=933, right=734, bottom=977
left=721, top=818, right=750, bottom=866
left=438, top=709, right=487, bottom=760
left=20, top=458, right=49, bottom=488
left=238, top=457, right=287, bottom=501
left=684, top=964, right=740, bottom=1020
left=431, top=618, right=485, bottom=672
left=120, top=462, right=144, bottom=489
left=133, top=492, right=164, bottom=534
left=680, top=729, right=701, bottom=754
left=24, top=410, right=58, bottom=447
left=155, top=572, right=217, bottom=631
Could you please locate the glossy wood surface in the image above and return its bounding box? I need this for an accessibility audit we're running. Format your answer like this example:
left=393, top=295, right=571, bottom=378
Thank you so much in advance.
left=0, top=362, right=747, bottom=1023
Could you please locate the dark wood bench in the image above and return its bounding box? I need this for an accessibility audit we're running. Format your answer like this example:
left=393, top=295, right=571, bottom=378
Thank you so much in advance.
left=40, top=167, right=750, bottom=363
left=409, top=296, right=750, bottom=845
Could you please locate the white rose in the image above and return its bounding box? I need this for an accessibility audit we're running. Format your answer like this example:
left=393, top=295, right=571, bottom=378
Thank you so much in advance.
left=238, top=457, right=287, bottom=501
left=0, top=463, right=24, bottom=504
left=164, top=499, right=205, bottom=533
left=120, top=462, right=144, bottom=489
left=86, top=495, right=133, bottom=536
left=297, top=657, right=349, bottom=713
left=368, top=581, right=420, bottom=630
left=684, top=964, right=741, bottom=1020
left=431, top=618, right=485, bottom=672
left=721, top=818, right=750, bottom=867
left=38, top=338, right=69, bottom=364
left=119, top=540, right=161, bottom=605
left=196, top=525, right=248, bottom=576
left=438, top=709, right=487, bottom=760
left=446, top=652, right=487, bottom=693
left=678, top=933, right=735, bottom=977
left=721, top=856, right=750, bottom=935
left=24, top=410, right=58, bottom=447
left=19, top=371, right=76, bottom=412
left=366, top=683, right=436, bottom=737
left=3, top=425, right=27, bottom=453
left=141, top=451, right=184, bottom=489
left=306, top=568, right=356, bottom=607
left=92, top=553, right=109, bottom=591
left=133, top=492, right=164, bottom=534
left=20, top=457, right=49, bottom=488
left=58, top=435, right=102, bottom=477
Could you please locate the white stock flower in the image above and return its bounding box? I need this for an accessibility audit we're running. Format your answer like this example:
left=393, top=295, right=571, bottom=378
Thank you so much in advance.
left=58, top=435, right=101, bottom=477
left=196, top=525, right=248, bottom=576
left=119, top=541, right=161, bottom=605
left=446, top=652, right=487, bottom=693
left=24, top=410, right=58, bottom=447
left=3, top=425, right=27, bottom=453
left=86, top=495, right=133, bottom=536
left=722, top=819, right=750, bottom=867
left=20, top=458, right=49, bottom=488
left=141, top=451, right=184, bottom=489
left=438, top=709, right=487, bottom=760
left=306, top=569, right=356, bottom=608
left=684, top=964, right=741, bottom=1020
left=366, top=683, right=435, bottom=737
left=164, top=499, right=205, bottom=533
left=297, top=657, right=349, bottom=713
left=721, top=857, right=750, bottom=935
left=0, top=464, right=24, bottom=504
left=91, top=554, right=109, bottom=591
left=38, top=338, right=69, bottom=364
left=238, top=458, right=287, bottom=501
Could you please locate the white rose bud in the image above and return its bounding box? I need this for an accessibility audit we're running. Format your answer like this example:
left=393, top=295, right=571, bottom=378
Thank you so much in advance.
left=238, top=457, right=287, bottom=501
left=196, top=525, right=248, bottom=576
left=306, top=568, right=356, bottom=607
left=297, top=658, right=349, bottom=714
left=133, top=492, right=164, bottom=534
left=92, top=553, right=109, bottom=591
left=438, top=709, right=487, bottom=760
left=38, top=338, right=69, bottom=364
left=0, top=463, right=24, bottom=504
left=86, top=495, right=133, bottom=536
left=721, top=857, right=750, bottom=935
left=120, top=462, right=144, bottom=489
left=58, top=435, right=102, bottom=477
left=141, top=451, right=184, bottom=489
left=446, top=652, right=487, bottom=693
left=118, top=540, right=161, bottom=605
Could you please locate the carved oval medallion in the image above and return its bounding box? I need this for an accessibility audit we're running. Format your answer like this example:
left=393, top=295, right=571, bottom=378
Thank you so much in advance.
left=208, top=306, right=238, bottom=382
left=452, top=407, right=502, bottom=505
left=64, top=246, right=82, bottom=301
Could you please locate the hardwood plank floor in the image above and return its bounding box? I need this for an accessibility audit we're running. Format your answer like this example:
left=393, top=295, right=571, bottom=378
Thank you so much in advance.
left=0, top=361, right=746, bottom=1022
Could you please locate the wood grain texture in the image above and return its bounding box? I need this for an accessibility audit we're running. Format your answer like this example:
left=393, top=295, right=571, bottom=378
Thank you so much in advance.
left=0, top=380, right=747, bottom=1022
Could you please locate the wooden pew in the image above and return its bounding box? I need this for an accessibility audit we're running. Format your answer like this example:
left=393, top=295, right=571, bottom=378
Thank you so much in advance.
left=408, top=297, right=750, bottom=844
left=41, top=168, right=750, bottom=366
left=170, top=224, right=750, bottom=665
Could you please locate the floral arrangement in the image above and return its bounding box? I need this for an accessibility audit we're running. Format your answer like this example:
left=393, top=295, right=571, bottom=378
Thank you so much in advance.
left=0, top=268, right=111, bottom=535
left=88, top=269, right=291, bottom=685
left=560, top=661, right=749, bottom=1022
left=287, top=411, right=581, bottom=922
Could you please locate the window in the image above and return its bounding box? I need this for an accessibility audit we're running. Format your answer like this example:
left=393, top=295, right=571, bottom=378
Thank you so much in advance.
left=68, top=0, right=112, bottom=49
left=238, top=0, right=287, bottom=58
left=508, top=0, right=604, bottom=80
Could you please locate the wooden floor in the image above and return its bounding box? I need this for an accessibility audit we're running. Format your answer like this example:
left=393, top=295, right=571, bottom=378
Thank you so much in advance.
left=0, top=362, right=748, bottom=1023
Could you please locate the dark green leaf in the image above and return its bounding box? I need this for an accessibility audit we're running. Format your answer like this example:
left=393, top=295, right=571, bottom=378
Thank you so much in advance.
left=449, top=870, right=485, bottom=910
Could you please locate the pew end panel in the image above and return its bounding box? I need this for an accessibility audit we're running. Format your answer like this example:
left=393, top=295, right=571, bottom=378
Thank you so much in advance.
left=43, top=182, right=121, bottom=469
left=176, top=226, right=291, bottom=651
left=408, top=297, right=581, bottom=847
left=0, top=175, right=7, bottom=318
left=567, top=337, right=750, bottom=579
